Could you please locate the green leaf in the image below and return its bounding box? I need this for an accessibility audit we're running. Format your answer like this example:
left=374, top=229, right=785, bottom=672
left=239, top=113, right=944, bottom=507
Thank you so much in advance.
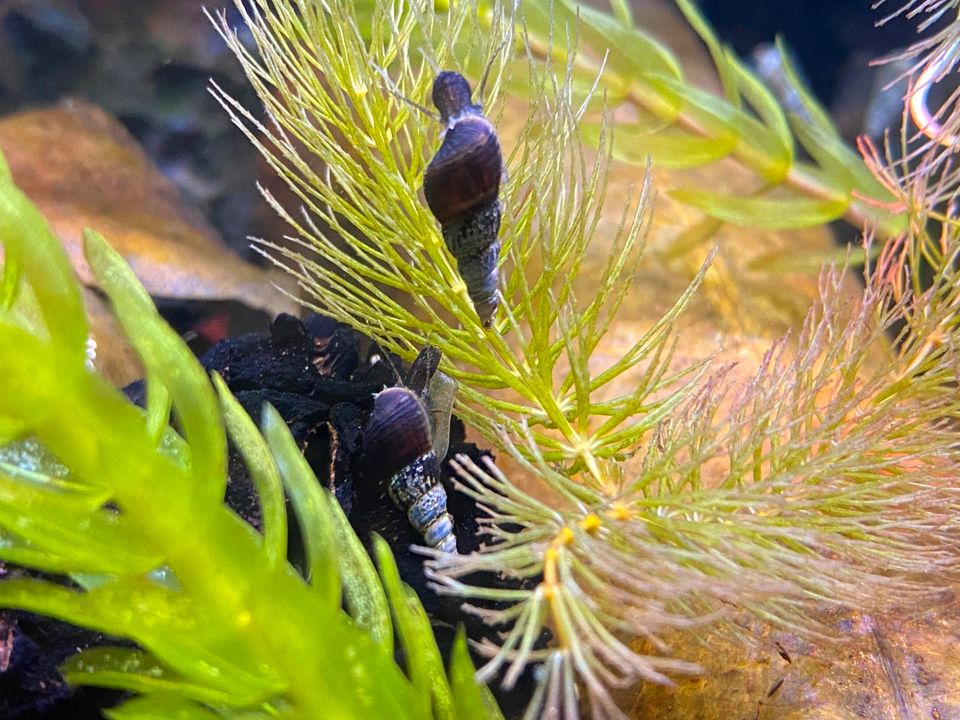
left=0, top=474, right=159, bottom=573
left=669, top=189, right=848, bottom=229
left=725, top=50, right=793, bottom=165
left=214, top=375, right=288, bottom=569
left=772, top=36, right=836, bottom=135
left=5, top=576, right=286, bottom=702
left=0, top=256, right=20, bottom=312
left=83, top=229, right=227, bottom=510
left=325, top=481, right=393, bottom=652
left=649, top=75, right=791, bottom=182
left=606, top=0, right=632, bottom=25
left=450, top=628, right=505, bottom=720
left=584, top=121, right=735, bottom=169
left=261, top=403, right=339, bottom=609
left=145, top=379, right=172, bottom=446
left=103, top=695, right=221, bottom=720
left=62, top=647, right=238, bottom=706
left=373, top=536, right=442, bottom=719
left=746, top=242, right=882, bottom=273
left=0, top=436, right=110, bottom=500
left=791, top=120, right=894, bottom=202
left=0, top=149, right=87, bottom=357
left=673, top=0, right=739, bottom=105
left=560, top=0, right=682, bottom=81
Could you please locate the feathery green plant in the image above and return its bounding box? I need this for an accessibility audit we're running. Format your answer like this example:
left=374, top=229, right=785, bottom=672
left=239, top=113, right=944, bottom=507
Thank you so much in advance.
left=0, top=149, right=501, bottom=720
left=215, top=1, right=960, bottom=718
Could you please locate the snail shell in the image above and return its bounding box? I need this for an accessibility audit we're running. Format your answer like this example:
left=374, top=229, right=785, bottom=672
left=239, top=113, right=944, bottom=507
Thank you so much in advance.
left=362, top=386, right=457, bottom=552
left=423, top=71, right=503, bottom=328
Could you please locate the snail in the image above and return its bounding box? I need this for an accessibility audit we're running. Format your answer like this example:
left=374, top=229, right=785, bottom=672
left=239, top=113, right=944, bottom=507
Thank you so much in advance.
left=423, top=70, right=503, bottom=328
left=362, top=385, right=457, bottom=553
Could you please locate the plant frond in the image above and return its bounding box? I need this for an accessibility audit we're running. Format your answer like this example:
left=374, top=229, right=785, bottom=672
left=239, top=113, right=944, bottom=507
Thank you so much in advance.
left=430, top=252, right=960, bottom=717
left=0, top=150, right=499, bottom=719
left=217, top=0, right=707, bottom=488
left=514, top=0, right=904, bottom=235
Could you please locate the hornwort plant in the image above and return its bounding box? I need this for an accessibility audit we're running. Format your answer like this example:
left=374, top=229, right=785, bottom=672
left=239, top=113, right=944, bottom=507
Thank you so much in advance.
left=0, top=0, right=957, bottom=719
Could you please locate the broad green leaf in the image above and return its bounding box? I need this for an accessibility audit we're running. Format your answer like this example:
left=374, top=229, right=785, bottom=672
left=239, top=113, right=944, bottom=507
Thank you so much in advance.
left=662, top=217, right=722, bottom=259
left=0, top=436, right=110, bottom=500
left=584, top=121, right=736, bottom=169
left=83, top=229, right=226, bottom=510
left=261, top=403, right=339, bottom=610
left=0, top=532, right=134, bottom=576
left=670, top=189, right=848, bottom=229
left=0, top=149, right=87, bottom=356
left=560, top=0, right=683, bottom=81
left=726, top=50, right=793, bottom=165
left=325, top=481, right=393, bottom=652
left=104, top=695, right=221, bottom=720
left=0, top=576, right=285, bottom=703
left=373, top=536, right=436, bottom=720
left=747, top=242, right=882, bottom=273
left=449, top=628, right=505, bottom=720
left=62, top=647, right=238, bottom=706
left=214, top=374, right=288, bottom=569
left=80, top=577, right=286, bottom=702
left=648, top=75, right=791, bottom=182
left=791, top=119, right=895, bottom=203
left=606, top=0, right=632, bottom=25
left=674, top=0, right=739, bottom=106
left=773, top=35, right=837, bottom=136
left=0, top=474, right=159, bottom=573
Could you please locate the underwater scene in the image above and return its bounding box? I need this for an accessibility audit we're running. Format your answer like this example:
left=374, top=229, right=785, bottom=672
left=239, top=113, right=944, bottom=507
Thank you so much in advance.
left=0, top=1, right=957, bottom=719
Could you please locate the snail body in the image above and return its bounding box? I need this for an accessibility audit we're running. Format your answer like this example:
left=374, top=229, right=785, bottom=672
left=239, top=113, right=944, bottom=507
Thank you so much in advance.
left=363, top=386, right=457, bottom=553
left=423, top=71, right=503, bottom=327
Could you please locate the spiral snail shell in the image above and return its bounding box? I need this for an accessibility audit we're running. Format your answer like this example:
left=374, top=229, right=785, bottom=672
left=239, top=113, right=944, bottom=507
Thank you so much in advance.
left=423, top=71, right=503, bottom=328
left=362, top=386, right=457, bottom=553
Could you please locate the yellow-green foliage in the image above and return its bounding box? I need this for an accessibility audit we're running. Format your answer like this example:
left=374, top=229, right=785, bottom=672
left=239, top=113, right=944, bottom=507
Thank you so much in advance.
left=0, top=149, right=501, bottom=720
left=216, top=1, right=960, bottom=718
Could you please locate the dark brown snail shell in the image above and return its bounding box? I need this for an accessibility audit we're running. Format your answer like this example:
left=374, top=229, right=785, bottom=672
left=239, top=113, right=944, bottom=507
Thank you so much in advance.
left=363, top=387, right=457, bottom=552
left=363, top=387, right=432, bottom=481
left=423, top=71, right=504, bottom=327
left=423, top=116, right=502, bottom=226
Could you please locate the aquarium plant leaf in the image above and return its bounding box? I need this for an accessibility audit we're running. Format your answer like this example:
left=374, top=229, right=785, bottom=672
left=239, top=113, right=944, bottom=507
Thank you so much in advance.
left=374, top=536, right=449, bottom=720
left=213, top=374, right=287, bottom=569
left=513, top=0, right=902, bottom=236
left=325, top=482, right=393, bottom=652
left=582, top=121, right=736, bottom=169
left=103, top=695, right=223, bottom=720
left=449, top=629, right=506, bottom=720
left=261, top=403, right=338, bottom=609
left=0, top=144, right=498, bottom=719
left=62, top=646, right=243, bottom=707
left=0, top=144, right=87, bottom=359
left=669, top=189, right=848, bottom=228
left=83, top=228, right=227, bottom=511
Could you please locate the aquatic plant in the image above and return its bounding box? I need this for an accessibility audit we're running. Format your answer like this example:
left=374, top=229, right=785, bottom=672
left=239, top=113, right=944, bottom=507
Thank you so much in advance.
left=210, top=0, right=960, bottom=717
left=0, top=0, right=957, bottom=718
left=0, top=151, right=501, bottom=720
